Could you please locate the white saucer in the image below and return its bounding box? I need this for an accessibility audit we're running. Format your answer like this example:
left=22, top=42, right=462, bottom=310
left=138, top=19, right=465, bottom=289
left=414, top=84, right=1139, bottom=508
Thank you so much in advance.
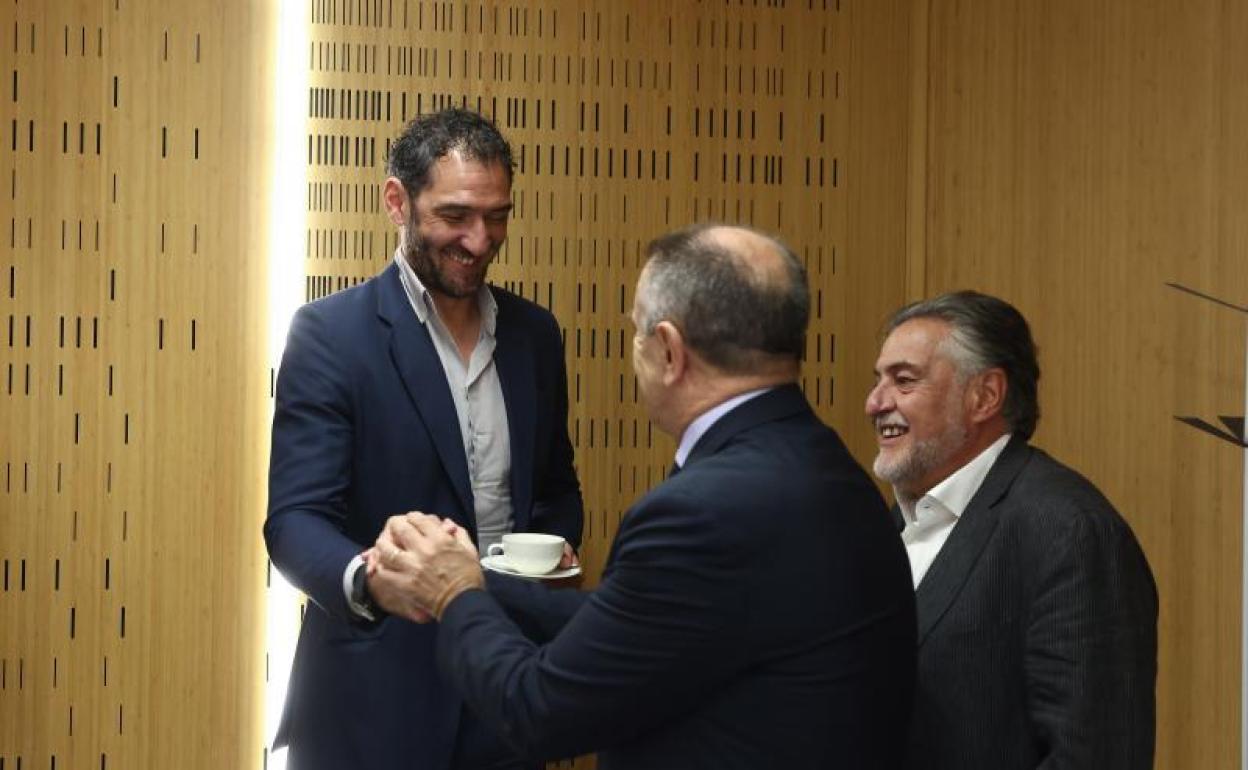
left=481, top=555, right=581, bottom=580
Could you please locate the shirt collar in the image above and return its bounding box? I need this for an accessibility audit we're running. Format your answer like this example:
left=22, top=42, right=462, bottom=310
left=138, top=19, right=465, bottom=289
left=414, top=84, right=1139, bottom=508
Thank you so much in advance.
left=913, top=432, right=1013, bottom=523
left=674, top=387, right=773, bottom=468
left=394, top=249, right=497, bottom=336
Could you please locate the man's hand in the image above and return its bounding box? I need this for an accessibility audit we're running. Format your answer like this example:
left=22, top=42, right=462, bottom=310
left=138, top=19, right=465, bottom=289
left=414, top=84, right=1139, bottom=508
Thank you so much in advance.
left=368, top=513, right=484, bottom=622
left=559, top=542, right=580, bottom=569
left=364, top=547, right=433, bottom=623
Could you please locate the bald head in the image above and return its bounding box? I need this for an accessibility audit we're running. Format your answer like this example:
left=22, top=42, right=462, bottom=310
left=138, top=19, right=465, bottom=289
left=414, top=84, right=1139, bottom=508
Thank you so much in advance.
left=701, top=225, right=795, bottom=288
left=636, top=223, right=810, bottom=374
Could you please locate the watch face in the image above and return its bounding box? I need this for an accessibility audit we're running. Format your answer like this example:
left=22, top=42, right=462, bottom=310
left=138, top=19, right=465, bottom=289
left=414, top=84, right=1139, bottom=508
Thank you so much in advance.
left=350, top=563, right=378, bottom=620
left=352, top=563, right=369, bottom=601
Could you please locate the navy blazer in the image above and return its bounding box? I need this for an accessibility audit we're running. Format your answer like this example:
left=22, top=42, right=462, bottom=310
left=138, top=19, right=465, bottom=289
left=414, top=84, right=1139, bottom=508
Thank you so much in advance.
left=437, top=385, right=917, bottom=769
left=264, top=264, right=583, bottom=770
left=901, top=437, right=1157, bottom=769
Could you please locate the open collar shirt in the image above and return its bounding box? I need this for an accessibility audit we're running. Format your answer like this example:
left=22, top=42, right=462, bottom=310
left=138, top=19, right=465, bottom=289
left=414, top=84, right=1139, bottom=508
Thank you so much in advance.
left=899, top=432, right=1012, bottom=588
left=394, top=250, right=514, bottom=553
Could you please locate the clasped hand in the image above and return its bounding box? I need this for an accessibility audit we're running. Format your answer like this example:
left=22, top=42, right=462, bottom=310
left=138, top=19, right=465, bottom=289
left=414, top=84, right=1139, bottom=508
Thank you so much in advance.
left=365, top=513, right=484, bottom=624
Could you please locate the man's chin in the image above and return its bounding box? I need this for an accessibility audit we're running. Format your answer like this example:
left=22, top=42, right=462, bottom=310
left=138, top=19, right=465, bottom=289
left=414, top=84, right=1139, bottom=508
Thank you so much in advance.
left=448, top=272, right=488, bottom=296
left=449, top=284, right=483, bottom=298
left=430, top=279, right=485, bottom=299
left=872, top=455, right=910, bottom=487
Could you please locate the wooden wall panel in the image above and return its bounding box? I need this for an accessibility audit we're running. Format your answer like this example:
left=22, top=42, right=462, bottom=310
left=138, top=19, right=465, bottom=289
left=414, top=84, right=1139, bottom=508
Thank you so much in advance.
left=0, top=1, right=273, bottom=768
left=919, top=0, right=1248, bottom=764
left=841, top=0, right=915, bottom=460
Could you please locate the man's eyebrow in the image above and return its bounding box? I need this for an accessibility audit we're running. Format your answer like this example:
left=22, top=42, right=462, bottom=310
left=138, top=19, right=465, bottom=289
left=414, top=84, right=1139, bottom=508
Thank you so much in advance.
left=877, top=362, right=920, bottom=377
left=432, top=202, right=513, bottom=213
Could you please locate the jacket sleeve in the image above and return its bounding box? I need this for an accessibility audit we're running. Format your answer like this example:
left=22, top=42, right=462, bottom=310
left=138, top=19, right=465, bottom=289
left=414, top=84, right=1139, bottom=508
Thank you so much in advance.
left=437, top=489, right=743, bottom=761
left=484, top=571, right=591, bottom=643
left=1025, top=500, right=1158, bottom=769
left=263, top=304, right=368, bottom=623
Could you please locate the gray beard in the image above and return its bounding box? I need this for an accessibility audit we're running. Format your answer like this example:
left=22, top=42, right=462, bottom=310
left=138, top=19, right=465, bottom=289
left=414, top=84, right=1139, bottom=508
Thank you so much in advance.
left=872, top=421, right=968, bottom=499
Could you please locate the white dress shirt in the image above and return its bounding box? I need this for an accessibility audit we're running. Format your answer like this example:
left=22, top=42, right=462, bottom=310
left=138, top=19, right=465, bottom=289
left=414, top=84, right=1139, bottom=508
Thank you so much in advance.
left=899, top=433, right=1011, bottom=588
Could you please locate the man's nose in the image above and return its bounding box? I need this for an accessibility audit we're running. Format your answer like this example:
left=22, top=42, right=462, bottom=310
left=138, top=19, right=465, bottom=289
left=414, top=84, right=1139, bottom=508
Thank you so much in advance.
left=461, top=218, right=491, bottom=255
left=865, top=382, right=890, bottom=415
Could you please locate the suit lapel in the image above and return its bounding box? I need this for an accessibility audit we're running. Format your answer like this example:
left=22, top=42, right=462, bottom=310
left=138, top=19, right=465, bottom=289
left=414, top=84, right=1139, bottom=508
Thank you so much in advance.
left=913, top=436, right=1033, bottom=645
left=377, top=264, right=475, bottom=524
left=492, top=294, right=536, bottom=530
left=889, top=506, right=906, bottom=533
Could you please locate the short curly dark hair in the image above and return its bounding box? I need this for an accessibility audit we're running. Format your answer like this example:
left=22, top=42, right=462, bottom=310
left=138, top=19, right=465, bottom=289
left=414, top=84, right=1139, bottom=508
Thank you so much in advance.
left=386, top=108, right=514, bottom=195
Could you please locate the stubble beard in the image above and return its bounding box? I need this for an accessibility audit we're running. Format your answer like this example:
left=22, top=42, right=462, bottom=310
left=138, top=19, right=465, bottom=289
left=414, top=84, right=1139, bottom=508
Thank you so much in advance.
left=403, top=229, right=491, bottom=300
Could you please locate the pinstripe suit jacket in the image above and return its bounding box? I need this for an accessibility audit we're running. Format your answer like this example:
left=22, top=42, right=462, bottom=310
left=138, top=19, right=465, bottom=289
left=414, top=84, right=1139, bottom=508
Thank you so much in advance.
left=900, top=436, right=1157, bottom=769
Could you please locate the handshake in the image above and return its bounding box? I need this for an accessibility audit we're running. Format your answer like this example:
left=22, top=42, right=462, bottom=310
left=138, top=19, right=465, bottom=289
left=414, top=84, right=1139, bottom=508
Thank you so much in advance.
left=364, top=513, right=578, bottom=624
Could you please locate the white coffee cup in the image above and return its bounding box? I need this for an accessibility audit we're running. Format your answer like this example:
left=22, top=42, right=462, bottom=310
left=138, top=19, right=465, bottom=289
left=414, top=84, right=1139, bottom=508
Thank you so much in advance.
left=487, top=533, right=565, bottom=575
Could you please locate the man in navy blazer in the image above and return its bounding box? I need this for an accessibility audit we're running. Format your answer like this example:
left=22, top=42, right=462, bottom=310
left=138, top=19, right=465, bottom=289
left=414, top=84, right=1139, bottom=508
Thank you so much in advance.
left=369, top=224, right=917, bottom=769
left=865, top=291, right=1157, bottom=768
left=264, top=109, right=583, bottom=770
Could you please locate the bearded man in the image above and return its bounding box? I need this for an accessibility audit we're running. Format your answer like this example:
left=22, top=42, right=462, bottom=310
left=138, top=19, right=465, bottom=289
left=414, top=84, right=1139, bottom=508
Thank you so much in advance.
left=264, top=108, right=583, bottom=770
left=865, top=290, right=1157, bottom=770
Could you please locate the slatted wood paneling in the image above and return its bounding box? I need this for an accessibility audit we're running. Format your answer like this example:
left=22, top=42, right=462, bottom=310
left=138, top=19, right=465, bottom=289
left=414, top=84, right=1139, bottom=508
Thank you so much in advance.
left=0, top=2, right=274, bottom=768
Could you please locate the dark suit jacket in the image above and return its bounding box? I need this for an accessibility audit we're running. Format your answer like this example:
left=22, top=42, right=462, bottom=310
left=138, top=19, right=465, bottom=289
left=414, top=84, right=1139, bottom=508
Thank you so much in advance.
left=902, top=437, right=1157, bottom=769
left=264, top=264, right=583, bottom=770
left=437, top=385, right=917, bottom=769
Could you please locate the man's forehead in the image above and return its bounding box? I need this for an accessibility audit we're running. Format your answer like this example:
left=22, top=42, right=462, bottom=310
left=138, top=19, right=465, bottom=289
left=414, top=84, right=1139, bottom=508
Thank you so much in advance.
left=878, top=318, right=952, bottom=366
left=423, top=152, right=510, bottom=194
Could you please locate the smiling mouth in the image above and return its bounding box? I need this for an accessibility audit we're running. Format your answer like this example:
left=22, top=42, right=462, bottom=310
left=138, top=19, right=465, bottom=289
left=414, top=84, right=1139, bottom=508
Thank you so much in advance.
left=876, top=423, right=908, bottom=441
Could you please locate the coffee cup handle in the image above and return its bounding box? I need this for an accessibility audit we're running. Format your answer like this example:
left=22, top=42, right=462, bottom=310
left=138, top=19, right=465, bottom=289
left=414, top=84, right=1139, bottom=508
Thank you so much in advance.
left=486, top=543, right=505, bottom=558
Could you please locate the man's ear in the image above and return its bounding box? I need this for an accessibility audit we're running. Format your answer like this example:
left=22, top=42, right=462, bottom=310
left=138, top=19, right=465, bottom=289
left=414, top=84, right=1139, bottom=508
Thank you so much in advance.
left=967, top=368, right=1007, bottom=425
left=382, top=177, right=409, bottom=226
left=653, top=321, right=687, bottom=385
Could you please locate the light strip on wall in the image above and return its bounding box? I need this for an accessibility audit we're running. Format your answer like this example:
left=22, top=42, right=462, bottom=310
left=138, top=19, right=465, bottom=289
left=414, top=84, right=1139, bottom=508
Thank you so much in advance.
left=264, top=0, right=309, bottom=767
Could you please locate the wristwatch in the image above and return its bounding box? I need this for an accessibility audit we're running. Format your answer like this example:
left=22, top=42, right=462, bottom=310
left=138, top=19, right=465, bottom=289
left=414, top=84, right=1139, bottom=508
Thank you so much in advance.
left=349, top=562, right=379, bottom=621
